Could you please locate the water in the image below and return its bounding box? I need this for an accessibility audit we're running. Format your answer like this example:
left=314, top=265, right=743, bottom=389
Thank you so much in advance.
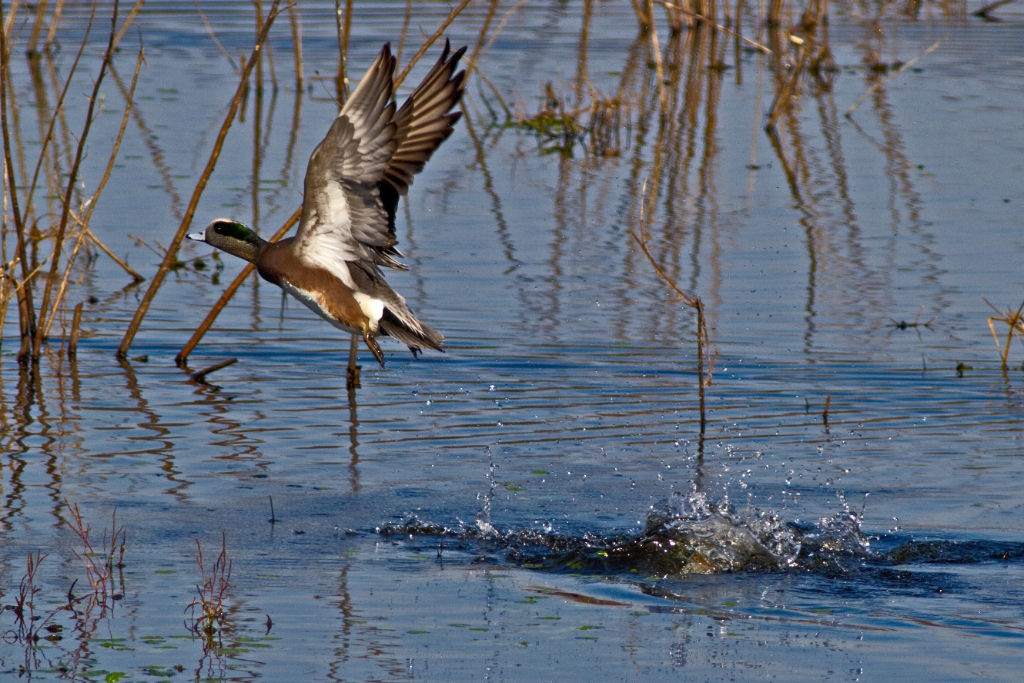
left=2, top=1, right=1023, bottom=680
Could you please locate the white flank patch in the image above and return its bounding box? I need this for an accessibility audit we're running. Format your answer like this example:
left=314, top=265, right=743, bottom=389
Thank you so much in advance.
left=353, top=293, right=385, bottom=330
left=281, top=281, right=362, bottom=335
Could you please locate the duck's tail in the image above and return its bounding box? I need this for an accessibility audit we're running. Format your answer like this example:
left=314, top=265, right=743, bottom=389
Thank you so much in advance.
left=378, top=306, right=444, bottom=358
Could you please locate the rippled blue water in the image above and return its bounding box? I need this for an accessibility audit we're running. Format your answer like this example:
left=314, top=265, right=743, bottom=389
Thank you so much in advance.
left=1, top=1, right=1023, bottom=680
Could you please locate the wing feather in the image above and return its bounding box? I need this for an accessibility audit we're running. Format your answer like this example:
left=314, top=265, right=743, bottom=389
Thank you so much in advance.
left=292, top=41, right=466, bottom=283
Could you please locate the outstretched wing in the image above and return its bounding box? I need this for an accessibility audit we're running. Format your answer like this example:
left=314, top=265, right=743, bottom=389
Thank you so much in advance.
left=293, top=41, right=467, bottom=286
left=293, top=44, right=400, bottom=284
left=379, top=41, right=468, bottom=242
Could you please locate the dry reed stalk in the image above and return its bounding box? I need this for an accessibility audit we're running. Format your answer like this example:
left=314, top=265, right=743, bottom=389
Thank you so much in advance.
left=983, top=298, right=1024, bottom=370
left=481, top=0, right=530, bottom=57
left=198, top=4, right=239, bottom=72
left=175, top=207, right=301, bottom=365
left=845, top=39, right=942, bottom=118
left=22, top=21, right=92, bottom=240
left=117, top=0, right=283, bottom=360
left=396, top=0, right=413, bottom=69
left=190, top=357, right=238, bottom=383
left=334, top=0, right=353, bottom=101
left=42, top=46, right=144, bottom=340
left=286, top=0, right=303, bottom=85
left=653, top=0, right=771, bottom=53
left=111, top=0, right=144, bottom=50
left=34, top=0, right=121, bottom=358
left=394, top=0, right=474, bottom=89
left=469, top=0, right=500, bottom=70
left=85, top=227, right=144, bottom=281
left=1, top=0, right=39, bottom=359
left=630, top=180, right=716, bottom=429
left=0, top=257, right=14, bottom=341
left=68, top=300, right=83, bottom=359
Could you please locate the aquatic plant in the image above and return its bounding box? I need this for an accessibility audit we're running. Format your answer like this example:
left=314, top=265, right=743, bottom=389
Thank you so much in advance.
left=185, top=532, right=234, bottom=648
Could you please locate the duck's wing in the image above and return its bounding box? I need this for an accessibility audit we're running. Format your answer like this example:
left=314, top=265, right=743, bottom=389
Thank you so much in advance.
left=379, top=41, right=468, bottom=237
left=293, top=44, right=402, bottom=282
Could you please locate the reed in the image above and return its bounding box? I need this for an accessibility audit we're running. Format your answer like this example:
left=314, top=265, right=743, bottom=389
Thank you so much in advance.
left=984, top=298, right=1024, bottom=371
left=185, top=533, right=234, bottom=647
left=117, top=0, right=283, bottom=359
left=631, top=180, right=716, bottom=433
left=189, top=357, right=239, bottom=384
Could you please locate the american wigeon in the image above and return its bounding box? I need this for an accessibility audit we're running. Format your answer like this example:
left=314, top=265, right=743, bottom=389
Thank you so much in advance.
left=189, top=41, right=466, bottom=375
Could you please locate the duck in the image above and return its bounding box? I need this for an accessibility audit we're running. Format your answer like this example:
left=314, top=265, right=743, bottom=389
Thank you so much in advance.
left=188, top=41, right=466, bottom=379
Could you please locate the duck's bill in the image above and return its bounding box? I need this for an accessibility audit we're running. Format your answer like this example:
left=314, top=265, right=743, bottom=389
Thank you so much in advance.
left=186, top=232, right=206, bottom=242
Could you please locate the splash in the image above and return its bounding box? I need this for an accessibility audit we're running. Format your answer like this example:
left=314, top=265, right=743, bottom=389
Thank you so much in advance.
left=378, top=490, right=880, bottom=576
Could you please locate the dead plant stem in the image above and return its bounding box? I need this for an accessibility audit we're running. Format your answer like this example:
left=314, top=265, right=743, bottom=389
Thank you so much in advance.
left=117, top=0, right=283, bottom=359
left=394, top=0, right=473, bottom=89
left=35, top=0, right=119, bottom=358
left=43, top=46, right=145, bottom=340
left=0, top=0, right=38, bottom=359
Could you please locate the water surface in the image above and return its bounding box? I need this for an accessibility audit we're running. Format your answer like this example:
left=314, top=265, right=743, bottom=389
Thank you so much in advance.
left=1, top=1, right=1023, bottom=680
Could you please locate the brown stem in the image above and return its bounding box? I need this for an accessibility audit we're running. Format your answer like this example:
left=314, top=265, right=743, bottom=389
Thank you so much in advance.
left=394, top=0, right=474, bottom=89
left=190, top=358, right=238, bottom=383
left=175, top=207, right=301, bottom=366
left=0, top=0, right=38, bottom=360
left=43, top=46, right=145, bottom=339
left=286, top=0, right=303, bottom=85
left=117, top=0, right=283, bottom=360
left=35, top=0, right=119, bottom=358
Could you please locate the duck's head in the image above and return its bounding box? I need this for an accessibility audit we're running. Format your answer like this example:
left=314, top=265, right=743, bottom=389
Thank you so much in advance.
left=188, top=219, right=266, bottom=263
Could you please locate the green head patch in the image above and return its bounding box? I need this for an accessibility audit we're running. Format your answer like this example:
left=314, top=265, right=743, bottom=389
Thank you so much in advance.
left=212, top=220, right=261, bottom=246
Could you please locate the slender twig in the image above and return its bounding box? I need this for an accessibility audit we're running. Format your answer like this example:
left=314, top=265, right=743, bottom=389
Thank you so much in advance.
left=983, top=298, right=1024, bottom=370
left=652, top=0, right=771, bottom=54
left=394, top=0, right=474, bottom=89
left=35, top=0, right=121, bottom=358
left=43, top=45, right=145, bottom=339
left=117, top=0, right=283, bottom=359
left=396, top=0, right=413, bottom=69
left=846, top=40, right=942, bottom=118
left=286, top=0, right=303, bottom=84
left=176, top=207, right=301, bottom=365
left=1, top=0, right=40, bottom=359
left=111, top=0, right=144, bottom=51
left=86, top=227, right=144, bottom=282
left=197, top=2, right=239, bottom=72
left=334, top=0, right=352, bottom=101
left=189, top=358, right=238, bottom=383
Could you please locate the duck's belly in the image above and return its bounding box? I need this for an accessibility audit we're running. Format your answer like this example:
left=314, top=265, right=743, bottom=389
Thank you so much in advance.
left=280, top=281, right=365, bottom=335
